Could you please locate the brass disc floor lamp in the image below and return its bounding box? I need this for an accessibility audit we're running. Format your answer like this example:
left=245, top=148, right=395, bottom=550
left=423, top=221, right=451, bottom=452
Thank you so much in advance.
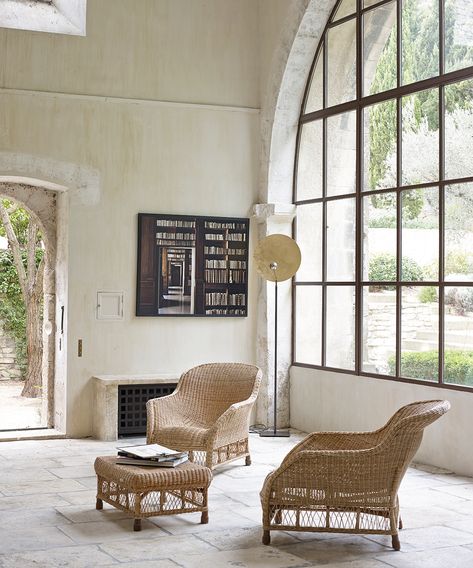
left=254, top=234, right=301, bottom=437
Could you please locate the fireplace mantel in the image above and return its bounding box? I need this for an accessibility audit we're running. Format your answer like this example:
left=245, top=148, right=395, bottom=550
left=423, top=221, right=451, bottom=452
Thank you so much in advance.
left=92, top=374, right=179, bottom=441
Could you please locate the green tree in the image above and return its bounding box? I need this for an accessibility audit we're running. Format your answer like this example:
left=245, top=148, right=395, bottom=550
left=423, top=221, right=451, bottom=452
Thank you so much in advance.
left=0, top=200, right=45, bottom=398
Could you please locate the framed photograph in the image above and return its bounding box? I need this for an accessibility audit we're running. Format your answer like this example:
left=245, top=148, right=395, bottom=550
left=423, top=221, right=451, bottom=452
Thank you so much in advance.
left=136, top=213, right=249, bottom=317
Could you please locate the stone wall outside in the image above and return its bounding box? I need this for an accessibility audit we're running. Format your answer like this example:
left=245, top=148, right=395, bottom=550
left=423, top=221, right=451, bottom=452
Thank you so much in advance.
left=0, top=318, right=22, bottom=381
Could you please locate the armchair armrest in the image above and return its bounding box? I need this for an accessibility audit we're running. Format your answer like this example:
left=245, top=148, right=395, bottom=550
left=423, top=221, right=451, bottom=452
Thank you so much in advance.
left=146, top=392, right=184, bottom=442
left=210, top=398, right=255, bottom=447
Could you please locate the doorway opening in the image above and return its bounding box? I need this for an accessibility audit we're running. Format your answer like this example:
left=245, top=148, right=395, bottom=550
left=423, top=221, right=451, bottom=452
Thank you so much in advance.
left=0, top=182, right=59, bottom=431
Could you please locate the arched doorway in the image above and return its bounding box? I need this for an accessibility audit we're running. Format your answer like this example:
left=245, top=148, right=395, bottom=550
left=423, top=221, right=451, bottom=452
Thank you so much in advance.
left=0, top=181, right=64, bottom=431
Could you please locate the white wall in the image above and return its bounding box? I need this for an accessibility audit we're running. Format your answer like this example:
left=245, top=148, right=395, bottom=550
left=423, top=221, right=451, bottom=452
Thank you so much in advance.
left=291, top=366, right=473, bottom=476
left=0, top=0, right=262, bottom=436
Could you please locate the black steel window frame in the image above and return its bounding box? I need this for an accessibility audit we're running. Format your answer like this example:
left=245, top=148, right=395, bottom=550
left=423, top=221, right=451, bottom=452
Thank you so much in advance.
left=293, top=0, right=473, bottom=392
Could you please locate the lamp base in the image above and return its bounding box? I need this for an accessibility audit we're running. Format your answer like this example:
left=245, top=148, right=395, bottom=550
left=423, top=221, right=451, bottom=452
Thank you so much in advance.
left=259, top=429, right=290, bottom=438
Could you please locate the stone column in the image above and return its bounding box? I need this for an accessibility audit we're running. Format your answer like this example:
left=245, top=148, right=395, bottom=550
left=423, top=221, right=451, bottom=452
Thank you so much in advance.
left=252, top=203, right=296, bottom=429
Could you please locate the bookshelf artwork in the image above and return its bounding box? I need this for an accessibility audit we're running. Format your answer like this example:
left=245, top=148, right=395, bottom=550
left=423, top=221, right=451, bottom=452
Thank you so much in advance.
left=136, top=213, right=249, bottom=316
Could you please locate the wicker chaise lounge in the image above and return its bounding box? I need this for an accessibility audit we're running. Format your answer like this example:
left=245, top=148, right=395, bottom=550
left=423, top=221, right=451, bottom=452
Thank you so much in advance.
left=146, top=362, right=262, bottom=470
left=260, top=399, right=450, bottom=550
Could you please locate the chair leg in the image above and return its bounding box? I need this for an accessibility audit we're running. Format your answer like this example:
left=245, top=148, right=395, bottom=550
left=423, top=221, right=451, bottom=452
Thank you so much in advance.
left=262, top=530, right=271, bottom=545
left=245, top=455, right=251, bottom=466
left=134, top=518, right=142, bottom=532
left=392, top=534, right=401, bottom=551
left=96, top=498, right=103, bottom=510
left=399, top=516, right=403, bottom=530
left=274, top=509, right=282, bottom=524
left=201, top=510, right=209, bottom=524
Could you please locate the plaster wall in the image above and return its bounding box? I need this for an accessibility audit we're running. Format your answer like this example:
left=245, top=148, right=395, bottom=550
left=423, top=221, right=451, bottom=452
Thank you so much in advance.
left=291, top=366, right=473, bottom=476
left=0, top=0, right=262, bottom=436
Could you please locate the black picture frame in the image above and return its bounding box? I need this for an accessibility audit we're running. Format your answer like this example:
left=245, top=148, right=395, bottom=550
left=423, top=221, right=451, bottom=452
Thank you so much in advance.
left=136, top=213, right=249, bottom=317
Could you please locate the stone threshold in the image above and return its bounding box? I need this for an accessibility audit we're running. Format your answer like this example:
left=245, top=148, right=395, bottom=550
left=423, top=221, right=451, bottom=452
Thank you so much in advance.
left=0, top=428, right=66, bottom=442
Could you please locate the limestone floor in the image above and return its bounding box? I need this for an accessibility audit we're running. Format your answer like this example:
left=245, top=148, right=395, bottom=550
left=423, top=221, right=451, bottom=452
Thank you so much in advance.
left=0, top=432, right=473, bottom=567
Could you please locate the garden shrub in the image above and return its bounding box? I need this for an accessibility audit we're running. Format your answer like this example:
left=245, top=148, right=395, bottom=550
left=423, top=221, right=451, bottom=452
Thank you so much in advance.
left=445, top=286, right=473, bottom=315
left=388, top=350, right=473, bottom=385
left=418, top=286, right=437, bottom=303
left=369, top=253, right=423, bottom=290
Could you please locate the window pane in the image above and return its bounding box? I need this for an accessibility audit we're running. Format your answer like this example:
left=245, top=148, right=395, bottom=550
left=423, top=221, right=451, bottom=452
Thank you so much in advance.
left=364, top=99, right=397, bottom=190
left=295, top=286, right=322, bottom=365
left=445, top=182, right=473, bottom=281
left=445, top=79, right=473, bottom=180
left=444, top=286, right=473, bottom=386
left=364, top=0, right=384, bottom=7
left=402, top=0, right=439, bottom=86
left=363, top=1, right=396, bottom=96
left=327, top=19, right=357, bottom=107
left=363, top=193, right=397, bottom=281
left=296, top=121, right=323, bottom=201
left=445, top=0, right=473, bottom=73
left=401, top=286, right=438, bottom=381
left=333, top=0, right=356, bottom=22
left=296, top=203, right=323, bottom=281
left=327, top=111, right=356, bottom=197
left=401, top=187, right=438, bottom=281
left=402, top=89, right=439, bottom=186
left=326, top=286, right=355, bottom=369
left=305, top=47, right=323, bottom=114
left=362, top=285, right=396, bottom=374
left=327, top=198, right=356, bottom=281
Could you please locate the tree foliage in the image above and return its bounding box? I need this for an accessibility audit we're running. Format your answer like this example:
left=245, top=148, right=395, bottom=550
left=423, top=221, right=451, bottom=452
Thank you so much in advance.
left=368, top=0, right=473, bottom=212
left=0, top=200, right=44, bottom=383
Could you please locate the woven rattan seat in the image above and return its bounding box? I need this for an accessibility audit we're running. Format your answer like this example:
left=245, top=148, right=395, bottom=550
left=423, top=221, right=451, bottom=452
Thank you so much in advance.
left=146, top=363, right=262, bottom=470
left=94, top=456, right=212, bottom=531
left=260, top=400, right=450, bottom=550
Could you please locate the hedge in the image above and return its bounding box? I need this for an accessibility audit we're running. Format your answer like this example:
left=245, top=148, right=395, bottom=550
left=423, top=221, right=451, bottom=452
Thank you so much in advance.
left=388, top=350, right=473, bottom=385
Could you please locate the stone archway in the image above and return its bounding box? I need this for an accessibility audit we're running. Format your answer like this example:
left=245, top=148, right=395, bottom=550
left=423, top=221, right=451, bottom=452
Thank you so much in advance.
left=255, top=0, right=338, bottom=427
left=0, top=182, right=57, bottom=428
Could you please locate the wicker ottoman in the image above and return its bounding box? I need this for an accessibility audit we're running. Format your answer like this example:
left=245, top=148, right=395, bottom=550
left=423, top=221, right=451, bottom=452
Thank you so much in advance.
left=94, top=456, right=212, bottom=531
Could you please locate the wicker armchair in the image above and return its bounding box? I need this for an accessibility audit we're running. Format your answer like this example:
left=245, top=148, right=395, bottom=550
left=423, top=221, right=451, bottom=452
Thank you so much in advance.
left=260, top=399, right=450, bottom=550
left=146, top=363, right=262, bottom=470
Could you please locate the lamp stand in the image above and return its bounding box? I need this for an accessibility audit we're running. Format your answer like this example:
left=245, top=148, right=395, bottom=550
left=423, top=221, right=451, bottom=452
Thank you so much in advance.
left=260, top=278, right=290, bottom=437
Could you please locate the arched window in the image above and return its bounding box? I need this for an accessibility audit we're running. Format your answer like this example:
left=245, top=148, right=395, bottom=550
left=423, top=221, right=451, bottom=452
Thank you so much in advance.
left=293, top=0, right=473, bottom=389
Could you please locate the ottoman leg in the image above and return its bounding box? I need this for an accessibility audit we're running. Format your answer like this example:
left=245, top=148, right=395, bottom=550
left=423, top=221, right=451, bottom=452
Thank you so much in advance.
left=134, top=518, right=142, bottom=532
left=96, top=498, right=103, bottom=510
left=245, top=455, right=251, bottom=466
left=201, top=510, right=209, bottom=524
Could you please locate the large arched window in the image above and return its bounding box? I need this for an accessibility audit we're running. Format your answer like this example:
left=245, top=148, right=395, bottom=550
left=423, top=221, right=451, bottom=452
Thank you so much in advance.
left=293, top=0, right=473, bottom=390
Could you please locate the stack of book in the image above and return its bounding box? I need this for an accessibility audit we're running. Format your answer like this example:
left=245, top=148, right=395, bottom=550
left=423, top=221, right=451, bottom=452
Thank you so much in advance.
left=116, top=443, right=188, bottom=468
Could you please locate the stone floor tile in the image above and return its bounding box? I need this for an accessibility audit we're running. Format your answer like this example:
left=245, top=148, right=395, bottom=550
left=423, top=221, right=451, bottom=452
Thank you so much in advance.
left=1, top=478, right=86, bottom=496
left=387, top=525, right=473, bottom=550
left=150, top=508, right=258, bottom=534
left=212, top=472, right=263, bottom=493
left=55, top=504, right=131, bottom=523
left=431, top=483, right=473, bottom=500
left=75, top=476, right=99, bottom=489
left=57, top=518, right=167, bottom=544
left=0, top=526, right=75, bottom=554
left=0, top=493, right=71, bottom=511
left=396, top=504, right=468, bottom=529
left=1, top=469, right=59, bottom=483
left=196, top=526, right=300, bottom=551
left=59, top=489, right=98, bottom=505
left=307, top=560, right=393, bottom=568
left=102, top=561, right=180, bottom=568
left=0, top=544, right=118, bottom=567
left=0, top=507, right=72, bottom=528
left=375, top=545, right=473, bottom=567
left=225, top=490, right=261, bottom=507
left=48, top=465, right=95, bottom=479
left=398, top=487, right=467, bottom=509
left=100, top=534, right=217, bottom=562
left=230, top=504, right=264, bottom=524
left=443, top=517, right=473, bottom=534
left=172, top=545, right=312, bottom=568
left=278, top=534, right=390, bottom=565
